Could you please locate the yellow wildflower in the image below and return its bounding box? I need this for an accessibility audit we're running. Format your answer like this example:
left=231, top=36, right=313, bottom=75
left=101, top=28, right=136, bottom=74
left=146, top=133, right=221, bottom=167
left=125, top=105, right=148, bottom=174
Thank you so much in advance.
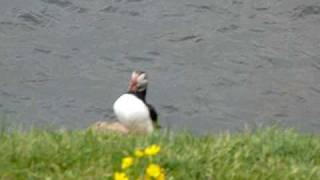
left=146, top=164, right=161, bottom=178
left=114, top=172, right=129, bottom=180
left=144, top=171, right=165, bottom=180
left=135, top=149, right=145, bottom=157
left=144, top=144, right=160, bottom=156
left=157, top=172, right=165, bottom=180
left=121, top=156, right=134, bottom=169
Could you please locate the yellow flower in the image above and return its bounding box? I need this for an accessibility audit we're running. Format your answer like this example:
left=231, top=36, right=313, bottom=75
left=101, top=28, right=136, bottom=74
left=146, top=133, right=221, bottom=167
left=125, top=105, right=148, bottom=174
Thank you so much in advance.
left=114, top=172, right=129, bottom=180
left=143, top=168, right=165, bottom=180
left=144, top=144, right=160, bottom=156
left=135, top=149, right=145, bottom=157
left=146, top=164, right=161, bottom=178
left=121, top=156, right=134, bottom=169
left=157, top=172, right=165, bottom=180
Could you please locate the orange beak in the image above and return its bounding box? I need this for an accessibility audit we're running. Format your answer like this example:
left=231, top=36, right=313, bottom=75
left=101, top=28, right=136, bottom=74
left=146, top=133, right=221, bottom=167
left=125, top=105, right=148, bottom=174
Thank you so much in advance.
left=128, top=72, right=139, bottom=92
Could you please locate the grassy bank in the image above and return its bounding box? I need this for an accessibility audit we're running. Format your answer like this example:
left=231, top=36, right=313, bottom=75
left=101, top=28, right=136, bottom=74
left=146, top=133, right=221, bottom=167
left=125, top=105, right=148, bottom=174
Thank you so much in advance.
left=0, top=127, right=319, bottom=179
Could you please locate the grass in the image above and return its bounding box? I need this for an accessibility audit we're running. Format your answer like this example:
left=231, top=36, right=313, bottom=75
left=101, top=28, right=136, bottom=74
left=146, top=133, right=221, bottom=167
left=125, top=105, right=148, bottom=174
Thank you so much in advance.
left=0, top=127, right=319, bottom=179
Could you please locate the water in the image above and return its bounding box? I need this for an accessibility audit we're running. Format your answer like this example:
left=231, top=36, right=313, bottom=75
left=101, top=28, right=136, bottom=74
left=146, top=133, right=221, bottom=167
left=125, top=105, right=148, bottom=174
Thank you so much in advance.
left=0, top=0, right=319, bottom=133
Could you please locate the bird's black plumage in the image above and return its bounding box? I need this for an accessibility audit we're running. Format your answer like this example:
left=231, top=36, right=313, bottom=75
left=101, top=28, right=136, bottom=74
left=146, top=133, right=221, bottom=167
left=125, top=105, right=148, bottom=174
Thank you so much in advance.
left=128, top=90, right=146, bottom=102
left=146, top=103, right=157, bottom=122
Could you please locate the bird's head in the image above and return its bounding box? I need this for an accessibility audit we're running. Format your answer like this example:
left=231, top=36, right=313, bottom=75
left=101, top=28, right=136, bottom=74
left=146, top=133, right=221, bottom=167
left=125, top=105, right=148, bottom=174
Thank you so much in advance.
left=128, top=71, right=148, bottom=93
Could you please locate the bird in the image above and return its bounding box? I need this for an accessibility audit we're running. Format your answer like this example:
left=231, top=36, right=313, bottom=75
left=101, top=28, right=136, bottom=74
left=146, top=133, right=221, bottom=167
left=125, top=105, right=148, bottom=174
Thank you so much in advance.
left=113, top=71, right=159, bottom=133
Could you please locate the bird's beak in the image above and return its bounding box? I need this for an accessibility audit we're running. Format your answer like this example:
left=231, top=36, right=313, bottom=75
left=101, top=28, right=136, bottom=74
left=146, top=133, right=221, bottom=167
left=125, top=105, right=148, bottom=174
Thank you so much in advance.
left=128, top=72, right=139, bottom=92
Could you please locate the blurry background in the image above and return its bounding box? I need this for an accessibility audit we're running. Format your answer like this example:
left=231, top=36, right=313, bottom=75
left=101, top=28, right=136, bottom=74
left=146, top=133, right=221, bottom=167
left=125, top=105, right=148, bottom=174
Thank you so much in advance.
left=0, top=0, right=319, bottom=133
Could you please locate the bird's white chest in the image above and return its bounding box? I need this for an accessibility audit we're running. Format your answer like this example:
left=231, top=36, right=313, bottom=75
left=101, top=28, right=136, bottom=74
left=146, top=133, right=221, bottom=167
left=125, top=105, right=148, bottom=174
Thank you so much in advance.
left=113, top=94, right=152, bottom=130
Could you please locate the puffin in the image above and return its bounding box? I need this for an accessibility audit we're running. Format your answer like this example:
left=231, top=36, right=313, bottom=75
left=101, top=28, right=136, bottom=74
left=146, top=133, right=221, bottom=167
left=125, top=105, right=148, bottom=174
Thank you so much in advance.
left=113, top=71, right=159, bottom=133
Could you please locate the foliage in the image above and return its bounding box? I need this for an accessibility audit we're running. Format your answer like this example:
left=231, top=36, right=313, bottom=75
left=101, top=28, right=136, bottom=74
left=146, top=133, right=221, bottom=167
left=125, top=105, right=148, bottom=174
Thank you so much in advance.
left=0, top=127, right=319, bottom=179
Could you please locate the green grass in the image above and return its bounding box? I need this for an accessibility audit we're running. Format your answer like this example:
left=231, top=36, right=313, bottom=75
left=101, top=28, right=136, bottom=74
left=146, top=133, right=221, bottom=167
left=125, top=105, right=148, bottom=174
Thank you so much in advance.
left=0, top=127, right=319, bottom=179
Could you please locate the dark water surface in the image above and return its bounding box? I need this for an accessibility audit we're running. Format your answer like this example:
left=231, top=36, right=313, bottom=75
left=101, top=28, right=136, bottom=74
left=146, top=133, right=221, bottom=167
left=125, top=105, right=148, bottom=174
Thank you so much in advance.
left=0, top=0, right=320, bottom=133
